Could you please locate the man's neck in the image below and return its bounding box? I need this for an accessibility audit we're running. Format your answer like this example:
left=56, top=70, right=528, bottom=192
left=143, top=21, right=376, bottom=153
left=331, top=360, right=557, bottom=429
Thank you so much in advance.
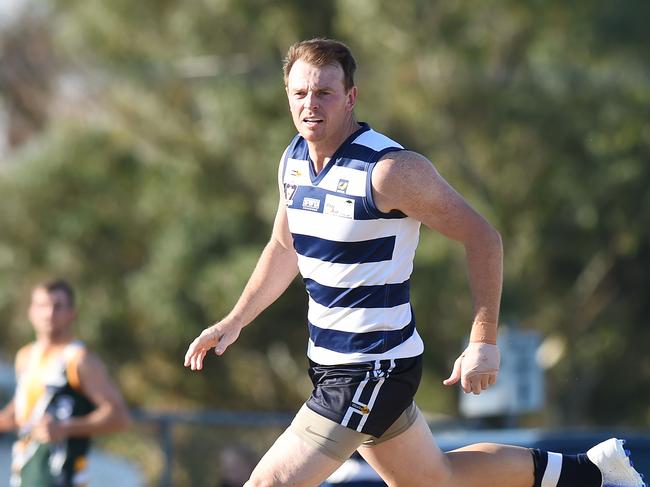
left=36, top=334, right=74, bottom=349
left=308, top=118, right=361, bottom=173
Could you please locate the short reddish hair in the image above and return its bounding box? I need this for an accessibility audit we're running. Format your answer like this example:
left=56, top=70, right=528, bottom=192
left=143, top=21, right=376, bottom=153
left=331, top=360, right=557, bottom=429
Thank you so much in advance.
left=283, top=38, right=357, bottom=91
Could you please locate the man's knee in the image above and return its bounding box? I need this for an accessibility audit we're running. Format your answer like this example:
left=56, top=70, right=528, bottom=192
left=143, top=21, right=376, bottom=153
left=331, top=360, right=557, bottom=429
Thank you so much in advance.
left=244, top=473, right=309, bottom=487
left=244, top=463, right=294, bottom=487
left=374, top=451, right=453, bottom=486
left=434, top=455, right=454, bottom=485
left=386, top=466, right=452, bottom=486
left=414, top=452, right=452, bottom=486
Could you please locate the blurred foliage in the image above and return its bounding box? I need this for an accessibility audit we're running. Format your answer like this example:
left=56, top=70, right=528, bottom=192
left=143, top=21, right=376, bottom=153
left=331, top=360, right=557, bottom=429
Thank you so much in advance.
left=1, top=0, right=650, bottom=483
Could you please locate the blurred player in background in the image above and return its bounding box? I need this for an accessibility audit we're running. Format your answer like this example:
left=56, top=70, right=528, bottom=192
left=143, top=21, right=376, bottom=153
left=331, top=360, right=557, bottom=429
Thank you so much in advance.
left=0, top=279, right=131, bottom=487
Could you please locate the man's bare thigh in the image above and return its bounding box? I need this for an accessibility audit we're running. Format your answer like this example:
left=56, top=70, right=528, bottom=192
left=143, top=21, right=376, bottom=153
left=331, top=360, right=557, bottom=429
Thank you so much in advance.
left=358, top=405, right=451, bottom=486
left=246, top=427, right=345, bottom=487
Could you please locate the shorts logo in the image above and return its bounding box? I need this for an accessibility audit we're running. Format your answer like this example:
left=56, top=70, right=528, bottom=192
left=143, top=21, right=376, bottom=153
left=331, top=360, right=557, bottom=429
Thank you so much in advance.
left=336, top=179, right=349, bottom=193
left=305, top=426, right=338, bottom=443
left=371, top=369, right=389, bottom=379
left=350, top=403, right=370, bottom=415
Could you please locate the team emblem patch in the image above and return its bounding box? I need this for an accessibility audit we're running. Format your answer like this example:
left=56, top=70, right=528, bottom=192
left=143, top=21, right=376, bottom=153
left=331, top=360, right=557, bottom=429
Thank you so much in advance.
left=284, top=183, right=297, bottom=204
left=336, top=179, right=349, bottom=193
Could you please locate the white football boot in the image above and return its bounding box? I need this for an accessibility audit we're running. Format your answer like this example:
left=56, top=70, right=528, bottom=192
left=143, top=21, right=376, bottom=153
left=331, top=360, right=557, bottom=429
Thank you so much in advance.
left=586, top=438, right=646, bottom=487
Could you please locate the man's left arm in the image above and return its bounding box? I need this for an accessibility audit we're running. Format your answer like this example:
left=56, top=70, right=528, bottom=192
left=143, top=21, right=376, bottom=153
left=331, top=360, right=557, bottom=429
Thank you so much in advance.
left=31, top=351, right=132, bottom=443
left=372, top=150, right=503, bottom=395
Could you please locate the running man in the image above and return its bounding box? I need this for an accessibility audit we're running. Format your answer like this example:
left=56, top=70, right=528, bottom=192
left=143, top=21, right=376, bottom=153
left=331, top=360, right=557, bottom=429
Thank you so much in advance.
left=184, top=38, right=644, bottom=487
left=0, top=279, right=131, bottom=486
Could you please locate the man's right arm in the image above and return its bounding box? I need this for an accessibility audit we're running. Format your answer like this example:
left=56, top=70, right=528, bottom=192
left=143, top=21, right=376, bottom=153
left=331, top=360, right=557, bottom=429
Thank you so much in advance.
left=223, top=200, right=299, bottom=332
left=0, top=346, right=29, bottom=433
left=184, top=199, right=299, bottom=370
left=0, top=399, right=16, bottom=432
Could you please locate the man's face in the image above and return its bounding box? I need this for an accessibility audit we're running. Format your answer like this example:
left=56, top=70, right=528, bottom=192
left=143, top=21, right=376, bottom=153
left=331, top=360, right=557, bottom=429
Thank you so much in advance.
left=286, top=59, right=357, bottom=145
left=28, top=288, right=76, bottom=339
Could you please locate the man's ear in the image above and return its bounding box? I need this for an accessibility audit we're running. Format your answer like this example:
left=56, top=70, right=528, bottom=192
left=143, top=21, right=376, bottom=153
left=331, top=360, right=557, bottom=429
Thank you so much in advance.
left=346, top=86, right=358, bottom=110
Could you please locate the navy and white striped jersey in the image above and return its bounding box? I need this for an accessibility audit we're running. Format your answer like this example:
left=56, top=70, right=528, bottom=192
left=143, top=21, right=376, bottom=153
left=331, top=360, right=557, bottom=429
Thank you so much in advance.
left=280, top=123, right=424, bottom=365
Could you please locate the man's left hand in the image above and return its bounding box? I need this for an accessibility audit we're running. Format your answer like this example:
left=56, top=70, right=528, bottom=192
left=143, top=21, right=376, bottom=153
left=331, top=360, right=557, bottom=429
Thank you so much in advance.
left=443, top=342, right=500, bottom=395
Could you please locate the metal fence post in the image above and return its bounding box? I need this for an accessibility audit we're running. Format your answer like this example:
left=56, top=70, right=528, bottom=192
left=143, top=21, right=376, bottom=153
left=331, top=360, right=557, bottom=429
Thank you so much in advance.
left=159, top=416, right=173, bottom=487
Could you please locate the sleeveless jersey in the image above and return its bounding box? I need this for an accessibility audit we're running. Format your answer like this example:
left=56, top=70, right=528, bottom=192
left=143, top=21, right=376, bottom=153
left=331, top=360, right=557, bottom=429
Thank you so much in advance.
left=280, top=123, right=425, bottom=365
left=12, top=341, right=95, bottom=487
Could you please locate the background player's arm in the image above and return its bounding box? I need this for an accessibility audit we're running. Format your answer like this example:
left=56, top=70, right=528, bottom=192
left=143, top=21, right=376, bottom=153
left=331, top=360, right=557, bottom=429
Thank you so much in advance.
left=0, top=399, right=16, bottom=432
left=184, top=198, right=299, bottom=370
left=30, top=350, right=131, bottom=442
left=372, top=150, right=503, bottom=393
left=0, top=344, right=31, bottom=432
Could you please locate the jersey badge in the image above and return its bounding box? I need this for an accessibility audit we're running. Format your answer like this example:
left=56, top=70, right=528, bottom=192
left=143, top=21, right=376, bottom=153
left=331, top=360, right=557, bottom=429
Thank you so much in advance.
left=324, top=194, right=355, bottom=219
left=284, top=183, right=297, bottom=205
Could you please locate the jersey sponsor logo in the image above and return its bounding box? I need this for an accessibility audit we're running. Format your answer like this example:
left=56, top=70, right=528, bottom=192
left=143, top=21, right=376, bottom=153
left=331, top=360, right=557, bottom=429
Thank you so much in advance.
left=302, top=197, right=321, bottom=212
left=323, top=194, right=354, bottom=219
left=336, top=179, right=349, bottom=193
left=350, top=402, right=370, bottom=414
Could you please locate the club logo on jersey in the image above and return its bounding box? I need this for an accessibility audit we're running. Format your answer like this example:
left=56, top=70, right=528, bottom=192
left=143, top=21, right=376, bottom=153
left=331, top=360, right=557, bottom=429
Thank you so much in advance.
left=53, top=395, right=75, bottom=420
left=284, top=183, right=297, bottom=204
left=290, top=169, right=303, bottom=177
left=302, top=197, right=321, bottom=212
left=336, top=179, right=349, bottom=193
left=351, top=402, right=370, bottom=414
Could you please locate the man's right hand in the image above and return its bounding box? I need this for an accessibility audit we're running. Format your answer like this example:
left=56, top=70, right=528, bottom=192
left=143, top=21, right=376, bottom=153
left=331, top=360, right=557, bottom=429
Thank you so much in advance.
left=183, top=320, right=242, bottom=371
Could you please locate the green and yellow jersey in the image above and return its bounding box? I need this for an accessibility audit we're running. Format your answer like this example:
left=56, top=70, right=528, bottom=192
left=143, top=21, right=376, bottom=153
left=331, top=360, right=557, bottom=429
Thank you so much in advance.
left=12, top=341, right=95, bottom=487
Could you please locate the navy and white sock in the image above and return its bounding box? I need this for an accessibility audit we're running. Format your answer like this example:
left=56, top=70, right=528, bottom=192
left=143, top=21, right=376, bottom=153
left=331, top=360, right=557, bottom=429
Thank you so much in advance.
left=531, top=449, right=602, bottom=487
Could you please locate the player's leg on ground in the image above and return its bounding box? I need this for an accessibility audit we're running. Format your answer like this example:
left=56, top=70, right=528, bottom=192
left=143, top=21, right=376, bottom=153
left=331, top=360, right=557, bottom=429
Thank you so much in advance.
left=244, top=428, right=344, bottom=487
left=358, top=407, right=534, bottom=487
